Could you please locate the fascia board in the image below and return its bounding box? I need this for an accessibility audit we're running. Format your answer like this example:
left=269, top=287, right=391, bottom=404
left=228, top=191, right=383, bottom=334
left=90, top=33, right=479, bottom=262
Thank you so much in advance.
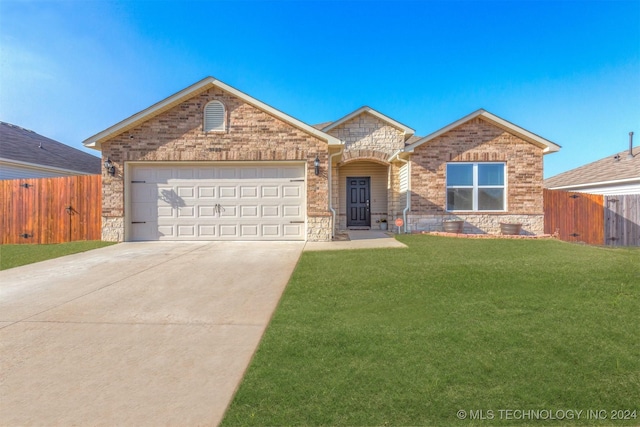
left=0, top=158, right=96, bottom=175
left=404, top=109, right=561, bottom=154
left=547, top=177, right=640, bottom=190
left=83, top=77, right=340, bottom=148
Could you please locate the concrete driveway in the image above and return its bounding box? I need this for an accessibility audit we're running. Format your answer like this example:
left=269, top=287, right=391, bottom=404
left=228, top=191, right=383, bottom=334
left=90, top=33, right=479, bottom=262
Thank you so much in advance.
left=0, top=241, right=304, bottom=426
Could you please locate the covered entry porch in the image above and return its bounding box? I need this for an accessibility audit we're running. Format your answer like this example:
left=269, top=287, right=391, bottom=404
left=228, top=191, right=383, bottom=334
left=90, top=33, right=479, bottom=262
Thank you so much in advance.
left=330, top=150, right=409, bottom=233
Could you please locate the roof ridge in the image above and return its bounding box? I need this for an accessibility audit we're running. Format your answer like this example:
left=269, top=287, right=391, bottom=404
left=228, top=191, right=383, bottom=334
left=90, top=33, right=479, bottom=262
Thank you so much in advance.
left=0, top=121, right=37, bottom=134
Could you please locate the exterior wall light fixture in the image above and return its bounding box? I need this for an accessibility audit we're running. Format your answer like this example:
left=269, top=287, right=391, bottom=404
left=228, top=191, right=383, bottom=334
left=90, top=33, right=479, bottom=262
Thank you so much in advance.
left=314, top=155, right=320, bottom=176
left=104, top=158, right=115, bottom=176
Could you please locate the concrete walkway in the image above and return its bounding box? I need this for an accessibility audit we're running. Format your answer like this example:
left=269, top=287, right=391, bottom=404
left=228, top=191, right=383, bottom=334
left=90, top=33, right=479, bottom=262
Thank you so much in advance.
left=304, top=230, right=407, bottom=251
left=0, top=241, right=304, bottom=426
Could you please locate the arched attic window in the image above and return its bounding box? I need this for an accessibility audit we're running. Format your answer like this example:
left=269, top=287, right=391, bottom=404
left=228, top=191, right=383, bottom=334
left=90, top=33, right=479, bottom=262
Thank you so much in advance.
left=204, top=100, right=225, bottom=132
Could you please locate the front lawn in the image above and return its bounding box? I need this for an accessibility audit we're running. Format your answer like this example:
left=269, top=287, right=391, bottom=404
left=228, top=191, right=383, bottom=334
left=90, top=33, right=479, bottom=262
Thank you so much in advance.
left=0, top=241, right=116, bottom=270
left=222, top=235, right=639, bottom=426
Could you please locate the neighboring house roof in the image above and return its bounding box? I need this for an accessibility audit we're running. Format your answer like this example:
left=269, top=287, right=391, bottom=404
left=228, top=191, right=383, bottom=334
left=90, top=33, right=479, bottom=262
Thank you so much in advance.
left=0, top=121, right=101, bottom=174
left=321, top=106, right=416, bottom=141
left=83, top=76, right=341, bottom=149
left=312, top=121, right=333, bottom=130
left=404, top=109, right=561, bottom=154
left=544, top=146, right=640, bottom=190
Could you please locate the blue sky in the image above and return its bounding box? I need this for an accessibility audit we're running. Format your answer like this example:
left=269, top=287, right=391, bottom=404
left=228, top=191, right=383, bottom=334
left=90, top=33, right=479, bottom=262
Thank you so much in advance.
left=1, top=0, right=638, bottom=178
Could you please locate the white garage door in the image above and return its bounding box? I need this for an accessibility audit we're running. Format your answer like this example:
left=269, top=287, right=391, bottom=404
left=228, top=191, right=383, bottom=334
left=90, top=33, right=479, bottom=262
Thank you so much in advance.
left=128, top=163, right=306, bottom=241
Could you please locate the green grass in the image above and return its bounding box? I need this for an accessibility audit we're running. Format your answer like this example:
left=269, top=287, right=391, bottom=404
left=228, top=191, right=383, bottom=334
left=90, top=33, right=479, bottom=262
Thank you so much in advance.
left=222, top=236, right=640, bottom=426
left=0, top=241, right=116, bottom=270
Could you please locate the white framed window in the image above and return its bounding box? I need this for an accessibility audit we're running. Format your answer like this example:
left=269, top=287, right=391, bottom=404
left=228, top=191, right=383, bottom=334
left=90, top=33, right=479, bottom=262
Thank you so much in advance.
left=446, top=162, right=506, bottom=211
left=204, top=100, right=225, bottom=132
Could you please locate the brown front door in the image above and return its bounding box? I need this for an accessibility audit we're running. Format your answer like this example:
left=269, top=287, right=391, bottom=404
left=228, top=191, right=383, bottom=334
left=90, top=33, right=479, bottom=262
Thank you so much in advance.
left=346, top=177, right=370, bottom=227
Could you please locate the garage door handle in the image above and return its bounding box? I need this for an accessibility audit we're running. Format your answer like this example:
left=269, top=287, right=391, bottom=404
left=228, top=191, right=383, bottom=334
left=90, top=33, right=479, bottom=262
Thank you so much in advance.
left=131, top=181, right=146, bottom=183
left=290, top=179, right=305, bottom=182
left=131, top=221, right=146, bottom=224
left=289, top=221, right=304, bottom=224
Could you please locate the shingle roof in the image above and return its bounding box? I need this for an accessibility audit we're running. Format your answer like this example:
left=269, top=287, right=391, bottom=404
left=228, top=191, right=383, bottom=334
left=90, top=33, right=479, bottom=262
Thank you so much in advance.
left=544, top=146, right=640, bottom=189
left=0, top=122, right=101, bottom=174
left=312, top=121, right=333, bottom=130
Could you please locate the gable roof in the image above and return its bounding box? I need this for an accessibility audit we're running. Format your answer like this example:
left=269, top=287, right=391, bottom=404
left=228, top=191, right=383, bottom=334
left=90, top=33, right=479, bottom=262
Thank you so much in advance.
left=321, top=106, right=415, bottom=141
left=0, top=122, right=101, bottom=174
left=404, top=109, right=561, bottom=154
left=83, top=76, right=341, bottom=150
left=544, top=146, right=640, bottom=189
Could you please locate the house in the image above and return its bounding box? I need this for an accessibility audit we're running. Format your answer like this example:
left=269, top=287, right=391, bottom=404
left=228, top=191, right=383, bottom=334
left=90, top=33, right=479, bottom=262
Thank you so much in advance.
left=83, top=77, right=560, bottom=242
left=0, top=121, right=101, bottom=179
left=544, top=145, right=639, bottom=195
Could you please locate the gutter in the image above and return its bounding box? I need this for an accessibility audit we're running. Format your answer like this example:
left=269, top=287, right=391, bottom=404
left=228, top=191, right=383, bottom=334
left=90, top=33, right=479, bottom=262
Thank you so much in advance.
left=328, top=148, right=343, bottom=237
left=390, top=151, right=411, bottom=233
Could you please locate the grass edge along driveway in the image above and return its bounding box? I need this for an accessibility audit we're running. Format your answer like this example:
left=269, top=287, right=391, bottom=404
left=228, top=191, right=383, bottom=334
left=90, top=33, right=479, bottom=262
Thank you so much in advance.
left=0, top=241, right=116, bottom=270
left=222, top=235, right=640, bottom=426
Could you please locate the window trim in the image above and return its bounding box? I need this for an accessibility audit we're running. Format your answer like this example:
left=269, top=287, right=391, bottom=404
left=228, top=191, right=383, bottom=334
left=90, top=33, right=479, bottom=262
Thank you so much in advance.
left=203, top=100, right=226, bottom=133
left=445, top=162, right=507, bottom=212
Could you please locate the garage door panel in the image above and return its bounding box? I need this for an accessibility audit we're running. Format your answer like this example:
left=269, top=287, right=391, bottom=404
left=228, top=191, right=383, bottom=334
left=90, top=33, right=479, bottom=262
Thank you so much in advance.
left=218, top=168, right=237, bottom=179
left=197, top=168, right=215, bottom=179
left=283, top=205, right=302, bottom=218
left=281, top=167, right=304, bottom=179
left=219, top=187, right=237, bottom=198
left=219, top=206, right=237, bottom=217
left=198, top=206, right=216, bottom=218
left=198, top=186, right=215, bottom=198
left=261, top=186, right=279, bottom=197
left=240, top=206, right=259, bottom=217
left=219, top=224, right=238, bottom=237
left=129, top=164, right=306, bottom=241
left=198, top=225, right=216, bottom=237
left=283, top=224, right=303, bottom=237
left=240, top=186, right=258, bottom=198
left=282, top=185, right=301, bottom=198
left=177, top=186, right=195, bottom=198
left=177, top=206, right=195, bottom=218
left=177, top=225, right=196, bottom=237
left=158, top=224, right=175, bottom=238
left=262, top=206, right=279, bottom=217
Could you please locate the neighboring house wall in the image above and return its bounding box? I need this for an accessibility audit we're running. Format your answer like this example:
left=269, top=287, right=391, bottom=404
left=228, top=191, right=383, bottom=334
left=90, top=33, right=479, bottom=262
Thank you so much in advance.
left=409, top=118, right=545, bottom=234
left=0, top=160, right=91, bottom=180
left=100, top=86, right=331, bottom=242
left=548, top=182, right=640, bottom=195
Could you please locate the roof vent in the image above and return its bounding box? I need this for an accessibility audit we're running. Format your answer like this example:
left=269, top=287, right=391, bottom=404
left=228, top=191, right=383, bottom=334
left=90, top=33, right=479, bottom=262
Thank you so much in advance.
left=628, top=131, right=634, bottom=159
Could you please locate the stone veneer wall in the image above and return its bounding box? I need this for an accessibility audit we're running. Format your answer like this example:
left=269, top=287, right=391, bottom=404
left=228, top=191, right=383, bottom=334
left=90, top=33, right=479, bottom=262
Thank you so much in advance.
left=408, top=214, right=544, bottom=235
left=327, top=112, right=405, bottom=156
left=307, top=215, right=332, bottom=241
left=100, top=86, right=331, bottom=241
left=409, top=117, right=545, bottom=235
left=327, top=112, right=406, bottom=232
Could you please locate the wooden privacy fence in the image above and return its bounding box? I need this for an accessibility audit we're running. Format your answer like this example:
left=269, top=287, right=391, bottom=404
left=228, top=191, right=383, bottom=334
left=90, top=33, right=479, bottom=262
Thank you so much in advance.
left=0, top=175, right=102, bottom=244
left=604, top=194, right=640, bottom=246
left=544, top=189, right=640, bottom=246
left=544, top=189, right=604, bottom=245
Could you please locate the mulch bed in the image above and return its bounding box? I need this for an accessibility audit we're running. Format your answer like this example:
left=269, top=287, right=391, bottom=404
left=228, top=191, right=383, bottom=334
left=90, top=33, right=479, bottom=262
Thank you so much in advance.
left=420, top=231, right=556, bottom=239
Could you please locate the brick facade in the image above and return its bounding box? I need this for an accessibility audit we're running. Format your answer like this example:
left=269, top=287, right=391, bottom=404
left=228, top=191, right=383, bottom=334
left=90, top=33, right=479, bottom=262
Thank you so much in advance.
left=408, top=118, right=545, bottom=234
left=100, top=86, right=331, bottom=241
left=93, top=79, right=552, bottom=241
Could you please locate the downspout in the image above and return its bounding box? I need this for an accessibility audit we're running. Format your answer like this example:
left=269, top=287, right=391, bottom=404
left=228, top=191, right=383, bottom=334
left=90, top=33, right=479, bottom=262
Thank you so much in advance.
left=328, top=148, right=343, bottom=237
left=391, top=152, right=411, bottom=233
